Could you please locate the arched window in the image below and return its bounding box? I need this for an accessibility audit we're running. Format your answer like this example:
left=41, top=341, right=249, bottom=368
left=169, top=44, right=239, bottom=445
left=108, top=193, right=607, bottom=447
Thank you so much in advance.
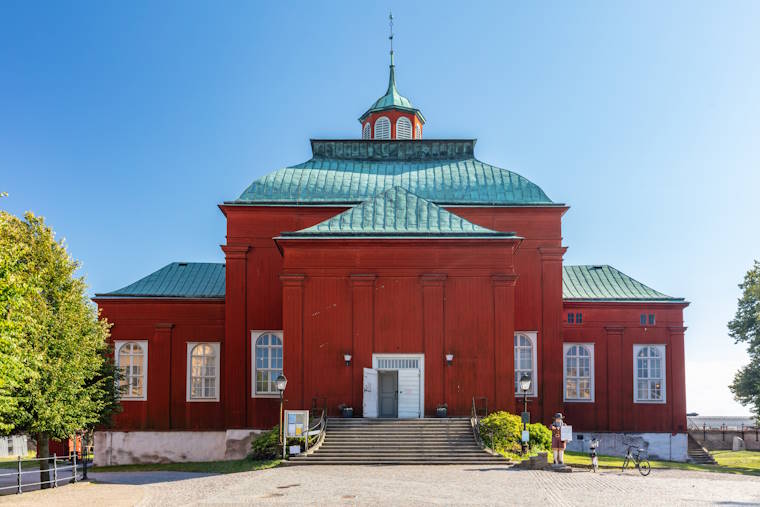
left=415, top=124, right=421, bottom=140
left=374, top=116, right=390, bottom=140
left=116, top=341, right=147, bottom=399
left=514, top=333, right=536, bottom=395
left=188, top=342, right=220, bottom=400
left=634, top=345, right=666, bottom=403
left=564, top=343, right=594, bottom=401
left=362, top=122, right=371, bottom=139
left=396, top=117, right=412, bottom=139
left=253, top=331, right=283, bottom=395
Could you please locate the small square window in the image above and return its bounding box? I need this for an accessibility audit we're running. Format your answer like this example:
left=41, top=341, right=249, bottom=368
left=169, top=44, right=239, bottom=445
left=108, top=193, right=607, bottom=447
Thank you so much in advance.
left=648, top=314, right=655, bottom=325
left=640, top=314, right=646, bottom=326
left=568, top=313, right=574, bottom=324
left=576, top=313, right=583, bottom=324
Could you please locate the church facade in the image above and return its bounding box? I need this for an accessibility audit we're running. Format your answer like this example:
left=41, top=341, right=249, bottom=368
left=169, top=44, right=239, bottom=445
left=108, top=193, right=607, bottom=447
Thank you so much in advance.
left=93, top=52, right=689, bottom=464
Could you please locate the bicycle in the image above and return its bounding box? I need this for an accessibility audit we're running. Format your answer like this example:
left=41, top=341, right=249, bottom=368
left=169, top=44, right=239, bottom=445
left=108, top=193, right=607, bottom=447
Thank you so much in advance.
left=621, top=445, right=651, bottom=476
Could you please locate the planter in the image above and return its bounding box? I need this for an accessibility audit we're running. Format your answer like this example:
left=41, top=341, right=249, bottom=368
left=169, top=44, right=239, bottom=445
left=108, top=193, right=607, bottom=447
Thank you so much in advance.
left=341, top=407, right=354, bottom=418
left=436, top=406, right=448, bottom=418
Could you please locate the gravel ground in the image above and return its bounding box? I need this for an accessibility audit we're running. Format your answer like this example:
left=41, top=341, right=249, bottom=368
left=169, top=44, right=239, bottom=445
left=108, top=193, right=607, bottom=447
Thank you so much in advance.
left=3, top=465, right=760, bottom=506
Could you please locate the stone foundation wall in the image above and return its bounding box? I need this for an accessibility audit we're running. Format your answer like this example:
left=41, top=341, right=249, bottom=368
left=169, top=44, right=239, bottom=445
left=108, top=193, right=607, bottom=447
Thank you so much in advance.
left=565, top=432, right=688, bottom=462
left=94, top=429, right=263, bottom=466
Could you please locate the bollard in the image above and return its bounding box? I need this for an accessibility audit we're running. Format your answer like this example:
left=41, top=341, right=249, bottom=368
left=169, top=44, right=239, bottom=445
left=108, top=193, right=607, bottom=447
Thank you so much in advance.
left=16, top=456, right=21, bottom=494
left=53, top=453, right=57, bottom=488
left=72, top=452, right=77, bottom=484
left=83, top=450, right=88, bottom=480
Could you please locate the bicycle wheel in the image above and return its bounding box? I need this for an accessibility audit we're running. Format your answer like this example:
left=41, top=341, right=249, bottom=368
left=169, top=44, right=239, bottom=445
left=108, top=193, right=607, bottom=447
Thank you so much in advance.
left=621, top=457, right=628, bottom=472
left=638, top=460, right=651, bottom=476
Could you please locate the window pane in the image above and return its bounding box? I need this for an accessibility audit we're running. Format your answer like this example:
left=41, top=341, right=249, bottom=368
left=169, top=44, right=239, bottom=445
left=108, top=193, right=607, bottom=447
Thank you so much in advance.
left=637, top=380, right=648, bottom=399
left=579, top=379, right=590, bottom=399
left=566, top=378, right=577, bottom=398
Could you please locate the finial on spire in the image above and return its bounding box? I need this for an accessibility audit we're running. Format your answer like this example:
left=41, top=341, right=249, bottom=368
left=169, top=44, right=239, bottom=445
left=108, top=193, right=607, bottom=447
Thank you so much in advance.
left=388, top=11, right=394, bottom=66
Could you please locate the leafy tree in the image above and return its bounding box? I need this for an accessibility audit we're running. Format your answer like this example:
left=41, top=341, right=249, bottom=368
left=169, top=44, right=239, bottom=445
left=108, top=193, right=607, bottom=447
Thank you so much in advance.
left=729, top=260, right=760, bottom=420
left=0, top=208, right=121, bottom=486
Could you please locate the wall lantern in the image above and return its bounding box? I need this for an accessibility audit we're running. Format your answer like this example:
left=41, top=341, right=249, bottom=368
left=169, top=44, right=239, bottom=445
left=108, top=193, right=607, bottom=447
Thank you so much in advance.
left=519, top=373, right=532, bottom=394
left=344, top=353, right=352, bottom=366
left=276, top=374, right=288, bottom=393
left=445, top=353, right=454, bottom=366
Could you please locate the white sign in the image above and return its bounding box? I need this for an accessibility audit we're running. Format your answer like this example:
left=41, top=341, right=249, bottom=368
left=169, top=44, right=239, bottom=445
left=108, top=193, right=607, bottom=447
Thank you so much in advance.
left=521, top=430, right=530, bottom=443
left=561, top=425, right=573, bottom=442
left=284, top=410, right=309, bottom=438
left=289, top=445, right=301, bottom=455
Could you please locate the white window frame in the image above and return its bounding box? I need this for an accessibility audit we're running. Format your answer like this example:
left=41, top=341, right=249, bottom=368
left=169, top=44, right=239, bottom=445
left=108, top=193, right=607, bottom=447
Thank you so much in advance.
left=633, top=344, right=667, bottom=404
left=115, top=340, right=148, bottom=401
left=186, top=342, right=221, bottom=402
left=395, top=116, right=413, bottom=139
left=514, top=332, right=537, bottom=397
left=374, top=116, right=391, bottom=139
left=251, top=330, right=283, bottom=399
left=563, top=343, right=595, bottom=402
left=414, top=124, right=421, bottom=139
left=362, top=122, right=371, bottom=139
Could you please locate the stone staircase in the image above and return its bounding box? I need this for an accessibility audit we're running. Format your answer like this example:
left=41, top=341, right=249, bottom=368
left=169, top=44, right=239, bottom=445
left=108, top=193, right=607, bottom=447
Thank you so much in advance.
left=687, top=434, right=717, bottom=465
left=288, top=417, right=508, bottom=465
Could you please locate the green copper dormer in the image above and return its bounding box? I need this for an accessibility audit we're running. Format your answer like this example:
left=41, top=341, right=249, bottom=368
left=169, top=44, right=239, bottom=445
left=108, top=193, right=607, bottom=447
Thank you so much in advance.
left=359, top=55, right=425, bottom=125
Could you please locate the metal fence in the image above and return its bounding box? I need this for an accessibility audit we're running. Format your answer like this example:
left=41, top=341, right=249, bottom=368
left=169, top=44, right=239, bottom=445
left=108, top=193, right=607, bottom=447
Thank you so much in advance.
left=0, top=451, right=90, bottom=495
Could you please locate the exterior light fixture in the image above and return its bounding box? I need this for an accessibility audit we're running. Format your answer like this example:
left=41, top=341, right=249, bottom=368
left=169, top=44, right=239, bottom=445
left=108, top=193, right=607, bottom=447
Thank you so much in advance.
left=275, top=374, right=288, bottom=393
left=344, top=353, right=352, bottom=366
left=520, top=372, right=532, bottom=455
left=445, top=353, right=454, bottom=366
left=276, top=373, right=287, bottom=451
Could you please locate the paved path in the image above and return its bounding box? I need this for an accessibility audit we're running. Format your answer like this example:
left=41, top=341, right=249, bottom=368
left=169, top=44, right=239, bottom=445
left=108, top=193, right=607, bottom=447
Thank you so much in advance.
left=3, top=465, right=760, bottom=506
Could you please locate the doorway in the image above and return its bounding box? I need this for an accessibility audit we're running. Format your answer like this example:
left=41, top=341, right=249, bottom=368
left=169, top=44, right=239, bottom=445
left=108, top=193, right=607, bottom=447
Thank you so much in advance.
left=378, top=371, right=398, bottom=418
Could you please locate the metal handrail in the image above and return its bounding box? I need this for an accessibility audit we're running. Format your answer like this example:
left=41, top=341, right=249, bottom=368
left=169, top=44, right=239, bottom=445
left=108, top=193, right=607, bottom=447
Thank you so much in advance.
left=305, top=408, right=327, bottom=456
left=470, top=396, right=496, bottom=455
left=0, top=450, right=91, bottom=495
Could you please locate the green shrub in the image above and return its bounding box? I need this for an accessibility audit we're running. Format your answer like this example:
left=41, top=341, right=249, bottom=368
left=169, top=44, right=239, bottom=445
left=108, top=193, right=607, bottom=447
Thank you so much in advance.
left=250, top=426, right=280, bottom=460
left=479, top=411, right=552, bottom=455
left=527, top=422, right=552, bottom=451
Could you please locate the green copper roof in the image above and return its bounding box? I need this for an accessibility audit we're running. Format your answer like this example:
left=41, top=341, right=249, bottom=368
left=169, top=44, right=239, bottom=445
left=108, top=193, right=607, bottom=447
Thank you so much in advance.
left=563, top=265, right=684, bottom=303
left=233, top=140, right=554, bottom=206
left=359, top=62, right=424, bottom=122
left=96, top=262, right=225, bottom=298
left=281, top=186, right=516, bottom=238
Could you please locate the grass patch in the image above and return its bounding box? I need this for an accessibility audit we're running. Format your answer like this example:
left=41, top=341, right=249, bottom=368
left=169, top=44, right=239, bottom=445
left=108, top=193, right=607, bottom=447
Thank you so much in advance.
left=91, top=458, right=281, bottom=474
left=557, top=450, right=760, bottom=476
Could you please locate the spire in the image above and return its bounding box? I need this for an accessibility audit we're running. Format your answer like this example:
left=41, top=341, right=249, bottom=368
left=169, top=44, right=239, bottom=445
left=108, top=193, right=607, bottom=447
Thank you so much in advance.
left=389, top=11, right=394, bottom=67
left=387, top=11, right=396, bottom=94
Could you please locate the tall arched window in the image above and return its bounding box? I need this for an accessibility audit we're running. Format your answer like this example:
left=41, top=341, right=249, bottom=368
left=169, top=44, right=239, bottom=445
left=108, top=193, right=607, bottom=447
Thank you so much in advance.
left=253, top=331, right=283, bottom=395
left=362, top=122, right=371, bottom=139
left=374, top=116, right=390, bottom=139
left=188, top=343, right=220, bottom=400
left=414, top=124, right=421, bottom=139
left=116, top=341, right=147, bottom=399
left=634, top=345, right=666, bottom=403
left=396, top=117, right=412, bottom=139
left=564, top=343, right=594, bottom=401
left=514, top=333, right=536, bottom=395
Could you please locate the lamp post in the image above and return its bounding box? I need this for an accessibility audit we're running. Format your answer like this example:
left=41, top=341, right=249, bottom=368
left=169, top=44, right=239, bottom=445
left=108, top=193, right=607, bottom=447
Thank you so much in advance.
left=276, top=374, right=288, bottom=456
left=519, top=373, right=532, bottom=455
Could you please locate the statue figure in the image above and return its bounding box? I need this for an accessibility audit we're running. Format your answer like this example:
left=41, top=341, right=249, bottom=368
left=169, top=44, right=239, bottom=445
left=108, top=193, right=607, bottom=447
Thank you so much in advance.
left=551, top=412, right=567, bottom=465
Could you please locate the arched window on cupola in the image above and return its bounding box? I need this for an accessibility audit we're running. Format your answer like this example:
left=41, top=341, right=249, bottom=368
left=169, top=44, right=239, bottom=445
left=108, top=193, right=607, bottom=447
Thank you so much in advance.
left=374, top=116, right=391, bottom=140
left=396, top=117, right=412, bottom=139
left=362, top=122, right=371, bottom=139
left=415, top=124, right=421, bottom=140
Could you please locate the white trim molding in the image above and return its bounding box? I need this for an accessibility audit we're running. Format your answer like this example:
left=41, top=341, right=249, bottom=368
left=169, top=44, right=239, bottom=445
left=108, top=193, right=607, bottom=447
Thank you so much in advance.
left=514, top=331, right=538, bottom=397
left=251, top=330, right=284, bottom=399
left=186, top=342, right=221, bottom=402
left=633, top=344, right=667, bottom=404
left=563, top=342, right=595, bottom=403
left=114, top=340, right=148, bottom=401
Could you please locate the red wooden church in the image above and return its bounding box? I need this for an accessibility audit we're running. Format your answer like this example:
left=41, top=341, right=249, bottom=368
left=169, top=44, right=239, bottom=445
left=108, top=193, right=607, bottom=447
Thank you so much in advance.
left=93, top=46, right=689, bottom=464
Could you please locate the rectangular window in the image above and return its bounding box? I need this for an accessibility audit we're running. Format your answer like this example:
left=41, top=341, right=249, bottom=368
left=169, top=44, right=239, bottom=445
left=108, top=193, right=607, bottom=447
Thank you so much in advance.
left=186, top=342, right=221, bottom=402
left=114, top=340, right=148, bottom=400
left=576, top=312, right=583, bottom=324
left=568, top=313, right=574, bottom=324
left=640, top=314, right=647, bottom=326
left=514, top=332, right=538, bottom=396
left=648, top=313, right=656, bottom=325
left=563, top=343, right=595, bottom=402
left=252, top=331, right=284, bottom=397
left=634, top=344, right=666, bottom=403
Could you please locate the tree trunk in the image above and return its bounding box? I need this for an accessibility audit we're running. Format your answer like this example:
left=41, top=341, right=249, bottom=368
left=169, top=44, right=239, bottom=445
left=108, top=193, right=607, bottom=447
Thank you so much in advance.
left=37, top=433, right=50, bottom=489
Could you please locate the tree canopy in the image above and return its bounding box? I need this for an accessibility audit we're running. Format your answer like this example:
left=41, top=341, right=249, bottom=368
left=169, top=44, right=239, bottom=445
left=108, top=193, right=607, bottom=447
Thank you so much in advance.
left=0, top=209, right=120, bottom=440
left=729, top=260, right=760, bottom=419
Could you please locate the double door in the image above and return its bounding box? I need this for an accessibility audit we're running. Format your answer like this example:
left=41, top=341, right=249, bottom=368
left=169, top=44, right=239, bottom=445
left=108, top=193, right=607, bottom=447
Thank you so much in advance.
left=363, top=367, right=421, bottom=418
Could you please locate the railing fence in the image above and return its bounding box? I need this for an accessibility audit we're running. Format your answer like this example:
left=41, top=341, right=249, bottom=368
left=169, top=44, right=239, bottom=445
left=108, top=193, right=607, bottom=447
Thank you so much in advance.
left=0, top=450, right=90, bottom=495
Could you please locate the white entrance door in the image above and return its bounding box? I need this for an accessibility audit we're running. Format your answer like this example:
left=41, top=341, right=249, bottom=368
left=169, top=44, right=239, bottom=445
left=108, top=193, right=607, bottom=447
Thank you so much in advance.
left=398, top=369, right=421, bottom=419
left=363, top=368, right=379, bottom=418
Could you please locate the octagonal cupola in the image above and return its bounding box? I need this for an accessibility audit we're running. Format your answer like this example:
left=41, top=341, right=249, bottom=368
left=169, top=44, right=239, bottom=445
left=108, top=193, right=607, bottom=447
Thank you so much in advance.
left=359, top=14, right=425, bottom=140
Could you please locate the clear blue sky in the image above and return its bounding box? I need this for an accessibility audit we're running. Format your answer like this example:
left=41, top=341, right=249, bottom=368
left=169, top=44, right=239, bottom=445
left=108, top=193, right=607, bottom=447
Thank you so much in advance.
left=2, top=1, right=759, bottom=415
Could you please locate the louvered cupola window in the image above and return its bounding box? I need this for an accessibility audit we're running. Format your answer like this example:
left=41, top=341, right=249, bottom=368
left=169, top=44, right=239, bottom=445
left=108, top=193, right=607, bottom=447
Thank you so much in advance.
left=374, top=116, right=391, bottom=139
left=362, top=122, right=371, bottom=139
left=415, top=124, right=421, bottom=139
left=396, top=117, right=412, bottom=139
